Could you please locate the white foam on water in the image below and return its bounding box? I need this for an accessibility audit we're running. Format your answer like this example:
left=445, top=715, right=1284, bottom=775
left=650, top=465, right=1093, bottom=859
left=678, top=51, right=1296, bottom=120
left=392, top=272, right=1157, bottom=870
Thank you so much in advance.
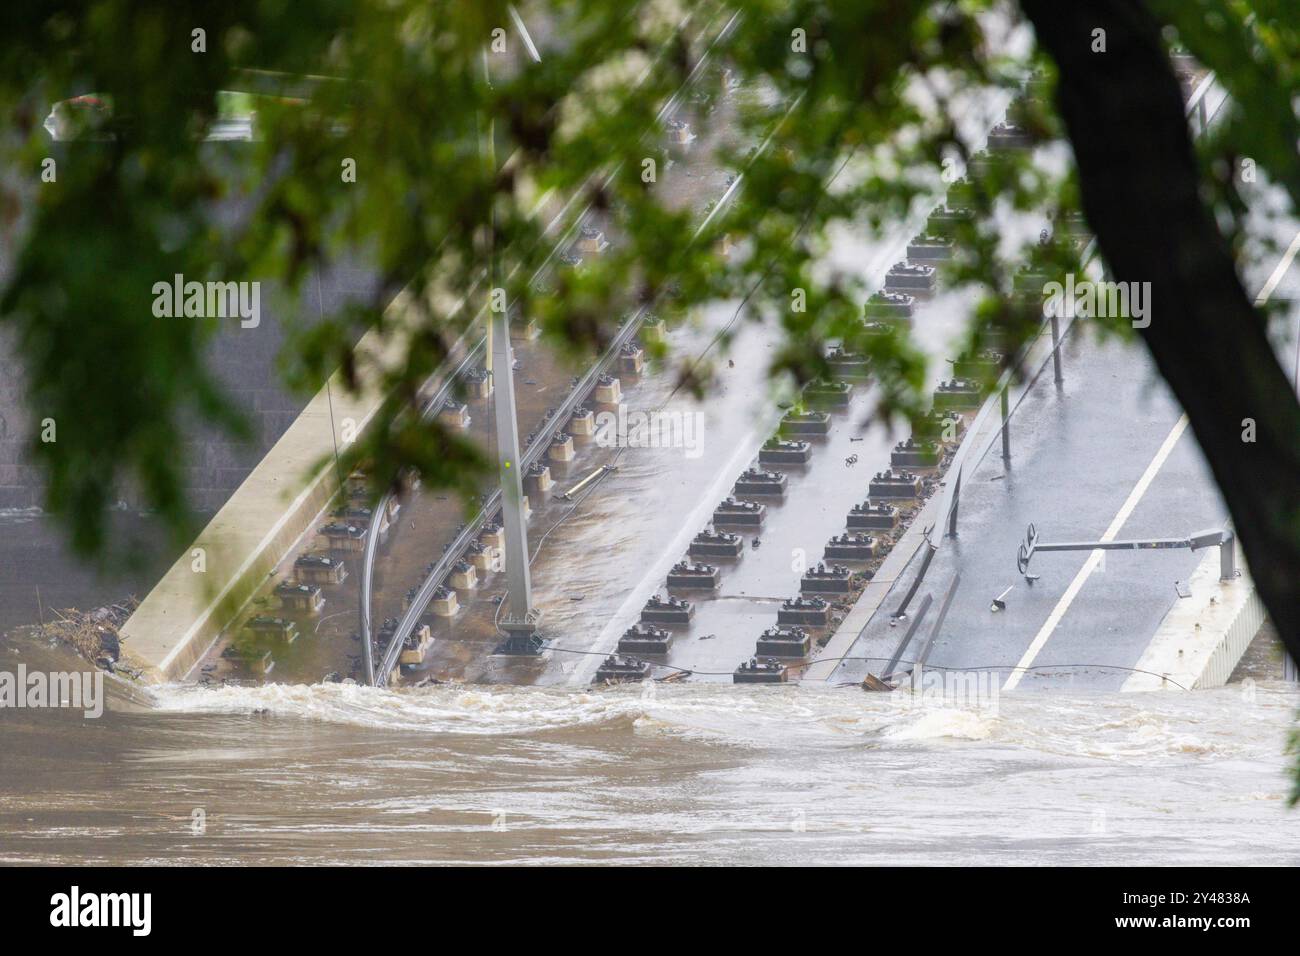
left=144, top=678, right=1300, bottom=762
left=882, top=706, right=995, bottom=742
left=149, top=681, right=649, bottom=735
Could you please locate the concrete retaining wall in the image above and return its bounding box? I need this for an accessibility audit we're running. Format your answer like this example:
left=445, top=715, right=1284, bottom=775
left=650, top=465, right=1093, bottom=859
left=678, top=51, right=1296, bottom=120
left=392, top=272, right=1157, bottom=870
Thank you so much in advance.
left=121, top=288, right=476, bottom=683
left=120, top=376, right=360, bottom=682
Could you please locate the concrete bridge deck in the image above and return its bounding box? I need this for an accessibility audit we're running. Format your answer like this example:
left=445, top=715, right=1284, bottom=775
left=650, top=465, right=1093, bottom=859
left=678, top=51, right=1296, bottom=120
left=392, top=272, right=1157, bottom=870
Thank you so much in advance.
left=825, top=226, right=1298, bottom=693
left=109, top=45, right=1289, bottom=696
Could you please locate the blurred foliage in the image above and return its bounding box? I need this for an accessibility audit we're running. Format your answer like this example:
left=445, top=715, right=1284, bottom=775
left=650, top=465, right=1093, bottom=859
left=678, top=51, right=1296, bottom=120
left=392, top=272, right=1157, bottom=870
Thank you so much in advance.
left=0, top=0, right=1296, bottom=572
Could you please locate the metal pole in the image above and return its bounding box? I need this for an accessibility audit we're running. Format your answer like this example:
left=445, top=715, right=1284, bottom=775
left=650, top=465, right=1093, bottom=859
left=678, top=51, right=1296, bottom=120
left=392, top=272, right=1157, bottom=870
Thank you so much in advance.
left=883, top=594, right=933, bottom=680
left=491, top=307, right=539, bottom=642
left=891, top=541, right=937, bottom=621
left=1219, top=531, right=1236, bottom=582
left=946, top=468, right=961, bottom=538
left=1050, top=313, right=1063, bottom=384
left=1018, top=525, right=1239, bottom=581
left=914, top=574, right=961, bottom=670
left=484, top=84, right=540, bottom=652
left=1000, top=386, right=1011, bottom=462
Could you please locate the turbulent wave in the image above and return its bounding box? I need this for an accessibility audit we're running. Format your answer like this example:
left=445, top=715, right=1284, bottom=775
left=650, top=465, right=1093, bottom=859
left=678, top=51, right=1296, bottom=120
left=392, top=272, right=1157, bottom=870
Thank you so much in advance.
left=0, top=506, right=44, bottom=520
left=145, top=678, right=1298, bottom=759
left=8, top=675, right=1296, bottom=866
left=149, top=681, right=650, bottom=735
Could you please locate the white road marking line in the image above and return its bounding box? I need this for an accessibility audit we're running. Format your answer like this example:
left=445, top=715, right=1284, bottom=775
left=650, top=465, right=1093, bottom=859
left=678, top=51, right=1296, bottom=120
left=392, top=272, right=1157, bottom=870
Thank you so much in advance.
left=1002, top=414, right=1189, bottom=691
left=1254, top=229, right=1300, bottom=305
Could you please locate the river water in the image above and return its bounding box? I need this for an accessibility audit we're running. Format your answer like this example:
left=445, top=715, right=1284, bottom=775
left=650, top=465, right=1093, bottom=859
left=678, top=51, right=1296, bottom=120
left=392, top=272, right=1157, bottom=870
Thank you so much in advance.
left=1, top=624, right=1297, bottom=865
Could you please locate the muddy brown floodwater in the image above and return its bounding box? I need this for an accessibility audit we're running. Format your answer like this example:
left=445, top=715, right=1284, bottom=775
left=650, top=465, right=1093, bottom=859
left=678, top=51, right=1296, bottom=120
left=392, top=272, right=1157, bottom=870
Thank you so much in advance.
left=1, top=629, right=1297, bottom=865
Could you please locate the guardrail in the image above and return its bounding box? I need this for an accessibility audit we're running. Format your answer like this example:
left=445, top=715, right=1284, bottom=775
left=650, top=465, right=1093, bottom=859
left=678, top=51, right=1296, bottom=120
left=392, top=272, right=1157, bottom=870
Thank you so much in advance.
left=373, top=308, right=647, bottom=683
left=358, top=336, right=487, bottom=684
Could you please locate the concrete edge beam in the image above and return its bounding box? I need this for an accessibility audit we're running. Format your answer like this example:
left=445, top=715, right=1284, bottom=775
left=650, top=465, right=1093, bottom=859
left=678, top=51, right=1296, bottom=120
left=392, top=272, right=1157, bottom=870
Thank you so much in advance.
left=120, top=310, right=480, bottom=684
left=1122, top=542, right=1266, bottom=691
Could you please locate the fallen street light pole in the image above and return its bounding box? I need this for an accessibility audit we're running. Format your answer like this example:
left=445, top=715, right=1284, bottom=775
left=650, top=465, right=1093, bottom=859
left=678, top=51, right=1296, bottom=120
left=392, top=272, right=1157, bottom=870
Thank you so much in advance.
left=1015, top=523, right=1238, bottom=583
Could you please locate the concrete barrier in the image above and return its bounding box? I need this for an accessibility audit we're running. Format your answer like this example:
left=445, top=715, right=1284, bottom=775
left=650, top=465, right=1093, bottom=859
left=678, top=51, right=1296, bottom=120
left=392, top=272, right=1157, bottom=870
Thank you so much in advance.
left=120, top=292, right=478, bottom=683
left=1123, top=541, right=1266, bottom=691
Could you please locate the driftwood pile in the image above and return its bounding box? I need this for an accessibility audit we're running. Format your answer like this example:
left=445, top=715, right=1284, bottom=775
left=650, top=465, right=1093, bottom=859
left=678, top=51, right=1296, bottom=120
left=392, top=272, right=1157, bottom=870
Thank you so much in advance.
left=36, top=597, right=140, bottom=674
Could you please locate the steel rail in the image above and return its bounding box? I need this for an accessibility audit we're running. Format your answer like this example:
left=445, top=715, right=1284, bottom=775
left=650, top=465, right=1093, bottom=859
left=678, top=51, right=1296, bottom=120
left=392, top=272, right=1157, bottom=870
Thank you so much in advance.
left=373, top=306, right=648, bottom=683
left=358, top=336, right=486, bottom=683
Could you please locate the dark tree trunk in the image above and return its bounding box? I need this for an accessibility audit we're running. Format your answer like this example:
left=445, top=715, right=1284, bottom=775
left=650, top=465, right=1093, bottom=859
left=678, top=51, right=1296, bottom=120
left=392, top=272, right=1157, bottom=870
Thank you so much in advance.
left=1019, top=0, right=1300, bottom=655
